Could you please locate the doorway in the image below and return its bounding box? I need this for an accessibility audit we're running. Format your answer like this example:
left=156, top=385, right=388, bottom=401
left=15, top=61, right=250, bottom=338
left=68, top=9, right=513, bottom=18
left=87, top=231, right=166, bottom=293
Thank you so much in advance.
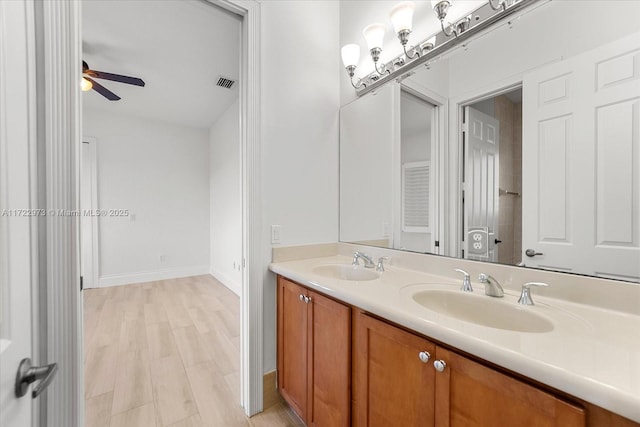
left=397, top=89, right=437, bottom=254
left=461, top=87, right=523, bottom=265
left=37, top=0, right=263, bottom=424
left=80, top=1, right=246, bottom=425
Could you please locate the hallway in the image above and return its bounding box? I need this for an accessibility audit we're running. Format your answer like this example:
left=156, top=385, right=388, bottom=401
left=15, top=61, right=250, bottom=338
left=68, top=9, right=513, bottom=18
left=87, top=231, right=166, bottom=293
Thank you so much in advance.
left=83, top=276, right=302, bottom=426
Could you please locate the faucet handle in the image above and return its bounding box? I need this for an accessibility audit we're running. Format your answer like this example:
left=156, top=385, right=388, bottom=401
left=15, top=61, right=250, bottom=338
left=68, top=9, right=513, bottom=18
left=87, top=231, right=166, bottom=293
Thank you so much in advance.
left=352, top=252, right=361, bottom=266
left=376, top=257, right=389, bottom=272
left=518, top=282, right=549, bottom=306
left=454, top=268, right=473, bottom=292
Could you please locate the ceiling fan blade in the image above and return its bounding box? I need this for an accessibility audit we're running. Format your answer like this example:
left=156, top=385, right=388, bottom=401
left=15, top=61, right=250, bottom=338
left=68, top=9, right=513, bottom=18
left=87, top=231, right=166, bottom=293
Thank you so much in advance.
left=86, top=77, right=121, bottom=101
left=90, top=70, right=145, bottom=87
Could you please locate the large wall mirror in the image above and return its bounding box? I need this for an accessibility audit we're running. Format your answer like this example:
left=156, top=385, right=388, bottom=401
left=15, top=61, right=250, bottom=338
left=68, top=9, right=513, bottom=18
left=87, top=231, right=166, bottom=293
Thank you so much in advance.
left=340, top=0, right=640, bottom=283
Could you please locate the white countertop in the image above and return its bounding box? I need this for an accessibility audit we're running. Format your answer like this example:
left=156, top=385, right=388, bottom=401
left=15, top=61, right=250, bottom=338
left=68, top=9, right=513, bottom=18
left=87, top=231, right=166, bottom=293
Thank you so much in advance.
left=270, top=255, right=640, bottom=423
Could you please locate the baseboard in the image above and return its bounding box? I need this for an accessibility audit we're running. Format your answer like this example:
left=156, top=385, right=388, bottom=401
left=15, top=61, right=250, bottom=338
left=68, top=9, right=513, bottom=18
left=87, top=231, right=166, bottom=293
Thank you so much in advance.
left=97, top=265, right=210, bottom=287
left=209, top=267, right=241, bottom=296
left=263, top=370, right=282, bottom=410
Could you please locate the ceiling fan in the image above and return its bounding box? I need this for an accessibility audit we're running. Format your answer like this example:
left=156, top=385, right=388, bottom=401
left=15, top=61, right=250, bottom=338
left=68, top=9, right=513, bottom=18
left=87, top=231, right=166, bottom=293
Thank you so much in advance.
left=82, top=60, right=145, bottom=101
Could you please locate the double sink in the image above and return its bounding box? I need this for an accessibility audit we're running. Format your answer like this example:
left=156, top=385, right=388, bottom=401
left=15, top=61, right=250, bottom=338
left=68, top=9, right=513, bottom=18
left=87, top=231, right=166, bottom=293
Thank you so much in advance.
left=312, top=263, right=555, bottom=334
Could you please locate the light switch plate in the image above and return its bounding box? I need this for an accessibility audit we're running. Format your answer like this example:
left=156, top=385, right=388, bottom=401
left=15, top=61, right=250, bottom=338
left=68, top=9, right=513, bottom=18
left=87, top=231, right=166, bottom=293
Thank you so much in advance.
left=271, top=225, right=281, bottom=244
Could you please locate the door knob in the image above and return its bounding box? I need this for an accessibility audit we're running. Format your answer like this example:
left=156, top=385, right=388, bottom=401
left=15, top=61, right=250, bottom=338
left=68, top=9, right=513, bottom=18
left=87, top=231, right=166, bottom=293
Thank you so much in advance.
left=15, top=358, right=58, bottom=398
left=494, top=239, right=502, bottom=244
left=525, top=249, right=543, bottom=257
left=418, top=351, right=431, bottom=363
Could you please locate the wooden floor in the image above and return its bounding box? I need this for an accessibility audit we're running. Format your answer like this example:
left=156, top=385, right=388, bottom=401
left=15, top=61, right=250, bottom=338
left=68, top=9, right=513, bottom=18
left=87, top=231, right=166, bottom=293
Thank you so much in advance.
left=84, top=275, right=303, bottom=427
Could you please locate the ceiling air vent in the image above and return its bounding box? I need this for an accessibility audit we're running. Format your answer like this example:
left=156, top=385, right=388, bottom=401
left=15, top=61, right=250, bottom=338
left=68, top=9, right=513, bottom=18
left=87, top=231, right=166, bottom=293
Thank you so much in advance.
left=216, top=76, right=236, bottom=89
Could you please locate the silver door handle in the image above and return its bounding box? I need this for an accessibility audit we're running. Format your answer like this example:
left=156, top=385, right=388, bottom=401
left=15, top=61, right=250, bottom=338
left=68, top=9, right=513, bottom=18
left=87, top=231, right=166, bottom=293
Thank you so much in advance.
left=15, top=358, right=58, bottom=398
left=525, top=249, right=543, bottom=257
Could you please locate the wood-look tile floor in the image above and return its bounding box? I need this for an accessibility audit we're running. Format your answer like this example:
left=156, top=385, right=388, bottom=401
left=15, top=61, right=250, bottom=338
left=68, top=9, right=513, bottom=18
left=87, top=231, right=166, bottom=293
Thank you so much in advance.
left=84, top=275, right=304, bottom=427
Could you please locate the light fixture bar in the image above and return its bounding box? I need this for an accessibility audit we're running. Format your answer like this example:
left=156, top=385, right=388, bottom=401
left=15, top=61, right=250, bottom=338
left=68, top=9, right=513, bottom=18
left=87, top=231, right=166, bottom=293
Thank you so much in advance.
left=355, top=0, right=545, bottom=97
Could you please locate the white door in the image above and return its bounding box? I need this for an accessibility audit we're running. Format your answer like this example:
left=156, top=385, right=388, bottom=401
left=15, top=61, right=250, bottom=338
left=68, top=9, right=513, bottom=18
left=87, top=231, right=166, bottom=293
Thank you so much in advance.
left=522, top=33, right=640, bottom=281
left=0, top=1, right=54, bottom=425
left=463, top=107, right=500, bottom=262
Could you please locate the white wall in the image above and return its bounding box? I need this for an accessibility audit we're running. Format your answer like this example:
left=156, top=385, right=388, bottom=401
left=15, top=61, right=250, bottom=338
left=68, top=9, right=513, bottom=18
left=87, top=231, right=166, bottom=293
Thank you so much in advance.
left=83, top=108, right=210, bottom=286
left=261, top=0, right=341, bottom=372
left=340, top=84, right=396, bottom=244
left=209, top=99, right=242, bottom=295
left=446, top=0, right=640, bottom=100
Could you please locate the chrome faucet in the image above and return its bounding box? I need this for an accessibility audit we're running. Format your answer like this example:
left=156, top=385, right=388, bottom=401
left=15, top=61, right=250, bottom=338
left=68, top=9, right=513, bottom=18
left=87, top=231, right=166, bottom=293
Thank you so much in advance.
left=517, top=282, right=549, bottom=305
left=454, top=268, right=473, bottom=292
left=478, top=273, right=504, bottom=297
left=376, top=257, right=389, bottom=272
left=352, top=252, right=375, bottom=268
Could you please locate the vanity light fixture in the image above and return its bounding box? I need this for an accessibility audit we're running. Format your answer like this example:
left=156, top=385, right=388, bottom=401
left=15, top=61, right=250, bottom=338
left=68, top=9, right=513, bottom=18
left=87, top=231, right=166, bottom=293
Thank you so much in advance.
left=390, top=1, right=421, bottom=59
left=344, top=0, right=541, bottom=97
left=431, top=0, right=472, bottom=38
left=489, top=0, right=509, bottom=11
left=341, top=43, right=366, bottom=89
left=363, top=23, right=389, bottom=75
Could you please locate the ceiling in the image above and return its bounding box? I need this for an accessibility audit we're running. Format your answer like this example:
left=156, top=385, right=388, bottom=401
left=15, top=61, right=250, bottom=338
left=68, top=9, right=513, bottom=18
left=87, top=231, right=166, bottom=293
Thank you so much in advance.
left=82, top=0, right=240, bottom=129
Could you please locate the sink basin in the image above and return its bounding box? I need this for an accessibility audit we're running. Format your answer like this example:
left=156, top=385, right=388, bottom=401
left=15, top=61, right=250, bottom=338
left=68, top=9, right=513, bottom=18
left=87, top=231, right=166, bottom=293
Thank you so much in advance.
left=313, top=264, right=379, bottom=281
left=412, top=289, right=554, bottom=333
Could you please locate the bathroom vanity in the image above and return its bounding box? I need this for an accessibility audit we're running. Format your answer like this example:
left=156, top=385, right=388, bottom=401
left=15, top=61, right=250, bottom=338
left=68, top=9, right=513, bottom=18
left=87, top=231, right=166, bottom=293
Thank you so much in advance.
left=270, top=248, right=640, bottom=427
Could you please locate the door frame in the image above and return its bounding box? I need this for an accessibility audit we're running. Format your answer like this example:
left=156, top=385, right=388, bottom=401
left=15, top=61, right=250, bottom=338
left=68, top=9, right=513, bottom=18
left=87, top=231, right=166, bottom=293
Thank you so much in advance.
left=80, top=137, right=99, bottom=290
left=449, top=77, right=523, bottom=259
left=40, top=1, right=263, bottom=425
left=400, top=79, right=448, bottom=255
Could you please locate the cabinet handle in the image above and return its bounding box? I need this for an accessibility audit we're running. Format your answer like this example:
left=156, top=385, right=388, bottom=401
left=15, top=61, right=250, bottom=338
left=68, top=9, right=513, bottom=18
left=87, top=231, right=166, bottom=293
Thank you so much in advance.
left=433, top=360, right=447, bottom=372
left=418, top=351, right=431, bottom=363
left=299, top=294, right=304, bottom=302
left=304, top=296, right=312, bottom=304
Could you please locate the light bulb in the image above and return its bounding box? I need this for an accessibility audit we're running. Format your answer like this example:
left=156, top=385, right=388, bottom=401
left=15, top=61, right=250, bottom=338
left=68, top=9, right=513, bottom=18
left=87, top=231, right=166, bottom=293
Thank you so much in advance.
left=390, top=2, right=414, bottom=34
left=363, top=23, right=386, bottom=51
left=341, top=44, right=361, bottom=68
left=81, top=77, right=93, bottom=92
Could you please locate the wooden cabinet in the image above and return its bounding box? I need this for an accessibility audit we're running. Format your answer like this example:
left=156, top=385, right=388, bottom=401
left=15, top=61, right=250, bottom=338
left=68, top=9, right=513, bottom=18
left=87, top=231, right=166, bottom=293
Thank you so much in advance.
left=277, top=276, right=309, bottom=418
left=277, top=275, right=632, bottom=426
left=277, top=276, right=351, bottom=426
left=353, top=311, right=436, bottom=427
left=354, top=311, right=586, bottom=427
left=434, top=346, right=585, bottom=427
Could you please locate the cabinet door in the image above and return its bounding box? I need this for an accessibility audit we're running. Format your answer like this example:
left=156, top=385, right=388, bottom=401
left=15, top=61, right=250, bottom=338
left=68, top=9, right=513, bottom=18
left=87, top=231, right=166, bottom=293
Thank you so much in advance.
left=354, top=312, right=436, bottom=427
left=434, top=346, right=585, bottom=427
left=309, top=290, right=351, bottom=427
left=277, top=277, right=308, bottom=420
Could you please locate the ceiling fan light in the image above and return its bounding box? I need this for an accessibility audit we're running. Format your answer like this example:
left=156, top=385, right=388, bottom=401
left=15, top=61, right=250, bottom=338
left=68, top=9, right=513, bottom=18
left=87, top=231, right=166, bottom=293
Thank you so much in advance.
left=81, top=77, right=93, bottom=92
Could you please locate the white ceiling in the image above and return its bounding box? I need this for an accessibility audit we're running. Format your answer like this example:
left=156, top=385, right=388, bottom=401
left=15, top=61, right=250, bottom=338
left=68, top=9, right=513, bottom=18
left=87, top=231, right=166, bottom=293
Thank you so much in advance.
left=82, top=0, right=240, bottom=129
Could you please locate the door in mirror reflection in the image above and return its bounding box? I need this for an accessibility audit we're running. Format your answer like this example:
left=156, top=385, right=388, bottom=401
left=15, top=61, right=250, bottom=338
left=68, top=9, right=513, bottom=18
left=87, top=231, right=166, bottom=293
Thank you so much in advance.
left=397, top=90, right=437, bottom=253
left=463, top=106, right=500, bottom=263
left=522, top=34, right=640, bottom=282
left=339, top=83, right=440, bottom=254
